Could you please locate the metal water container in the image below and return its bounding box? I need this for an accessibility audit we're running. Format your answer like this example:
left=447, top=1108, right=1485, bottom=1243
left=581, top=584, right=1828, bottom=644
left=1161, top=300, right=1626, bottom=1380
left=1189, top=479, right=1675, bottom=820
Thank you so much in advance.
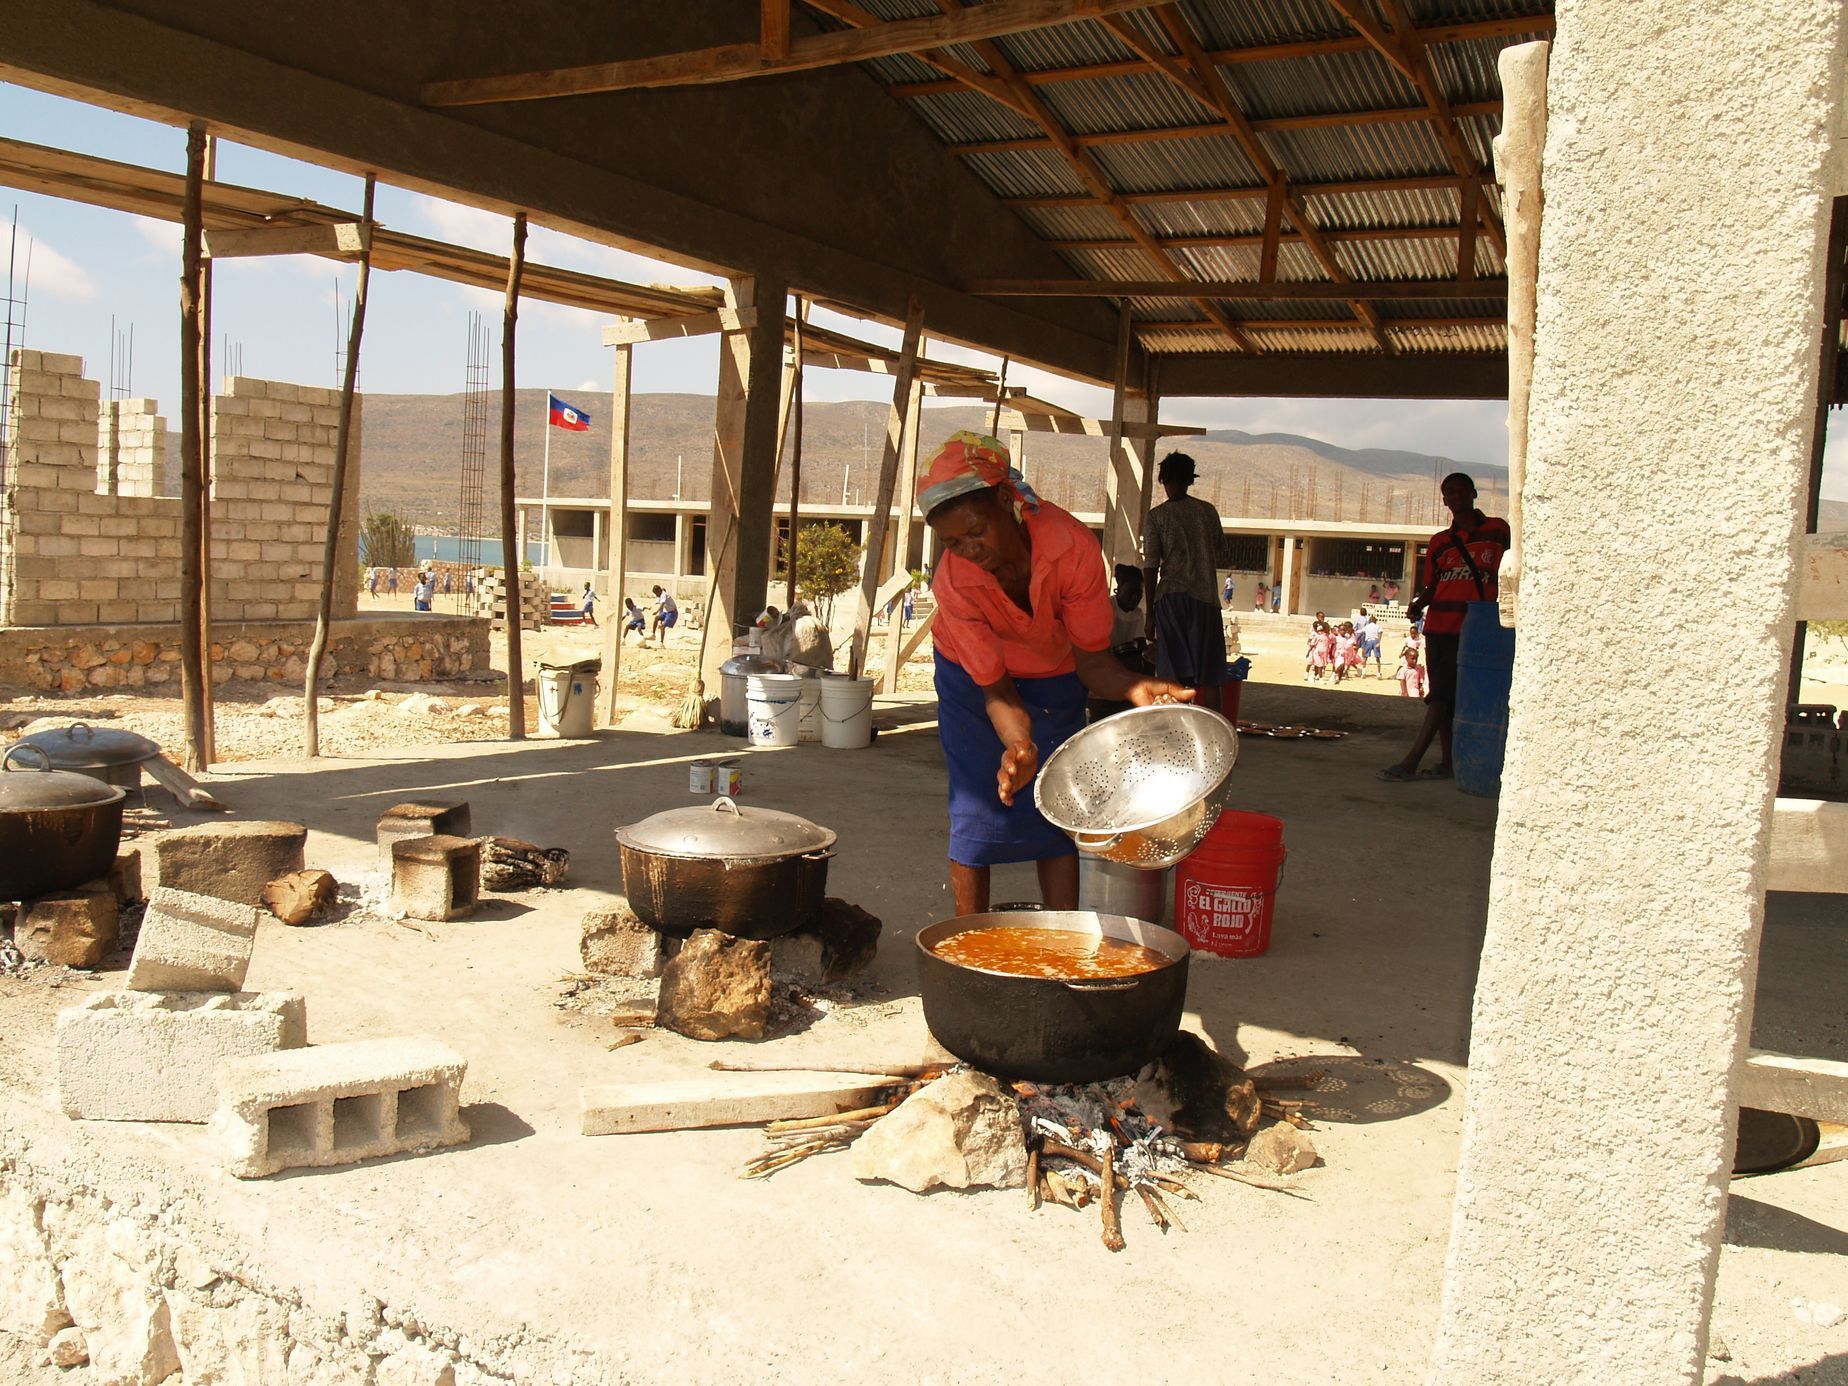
left=719, top=653, right=782, bottom=736
left=1079, top=856, right=1170, bottom=924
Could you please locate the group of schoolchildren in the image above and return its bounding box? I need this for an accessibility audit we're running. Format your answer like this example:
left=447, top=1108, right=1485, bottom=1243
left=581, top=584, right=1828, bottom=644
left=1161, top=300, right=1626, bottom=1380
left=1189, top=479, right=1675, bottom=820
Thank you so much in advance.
left=1305, top=606, right=1430, bottom=698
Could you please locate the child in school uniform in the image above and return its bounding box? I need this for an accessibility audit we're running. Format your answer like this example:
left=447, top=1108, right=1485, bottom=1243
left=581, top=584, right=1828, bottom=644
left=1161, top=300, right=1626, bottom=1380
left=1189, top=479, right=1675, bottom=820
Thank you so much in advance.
left=1333, top=622, right=1358, bottom=684
left=1396, top=646, right=1428, bottom=699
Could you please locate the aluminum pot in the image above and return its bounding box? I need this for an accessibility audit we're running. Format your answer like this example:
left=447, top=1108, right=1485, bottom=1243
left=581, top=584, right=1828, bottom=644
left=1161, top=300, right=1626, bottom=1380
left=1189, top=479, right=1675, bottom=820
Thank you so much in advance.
left=915, top=910, right=1190, bottom=1083
left=13, top=720, right=160, bottom=790
left=718, top=654, right=783, bottom=737
left=0, top=744, right=128, bottom=900
left=615, top=795, right=835, bottom=939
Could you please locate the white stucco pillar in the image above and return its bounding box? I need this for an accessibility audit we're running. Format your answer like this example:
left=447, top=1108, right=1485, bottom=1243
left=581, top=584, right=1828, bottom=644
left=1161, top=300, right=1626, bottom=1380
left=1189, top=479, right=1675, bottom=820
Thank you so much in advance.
left=1430, top=3, right=1847, bottom=1382
left=1279, top=534, right=1296, bottom=616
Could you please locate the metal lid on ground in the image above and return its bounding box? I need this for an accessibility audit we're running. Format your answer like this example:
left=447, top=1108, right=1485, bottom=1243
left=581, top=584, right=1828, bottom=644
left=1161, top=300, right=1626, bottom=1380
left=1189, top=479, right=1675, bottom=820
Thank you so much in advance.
left=616, top=795, right=836, bottom=862
left=14, top=721, right=161, bottom=771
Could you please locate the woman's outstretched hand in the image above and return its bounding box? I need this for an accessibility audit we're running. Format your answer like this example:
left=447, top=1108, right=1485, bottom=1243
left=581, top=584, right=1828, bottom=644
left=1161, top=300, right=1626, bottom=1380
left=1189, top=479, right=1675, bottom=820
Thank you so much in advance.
left=997, top=739, right=1039, bottom=806
left=1127, top=679, right=1195, bottom=707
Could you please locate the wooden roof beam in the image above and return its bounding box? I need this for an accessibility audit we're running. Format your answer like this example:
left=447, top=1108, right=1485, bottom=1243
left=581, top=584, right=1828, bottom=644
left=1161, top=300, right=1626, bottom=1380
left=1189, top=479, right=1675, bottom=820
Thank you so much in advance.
left=969, top=277, right=1508, bottom=299
left=1047, top=224, right=1465, bottom=250
left=943, top=99, right=1503, bottom=153
left=799, top=0, right=1043, bottom=121
left=1325, top=0, right=1507, bottom=256
left=420, top=0, right=1167, bottom=105
left=883, top=13, right=1555, bottom=99
left=1136, top=315, right=1506, bottom=331
left=1007, top=171, right=1486, bottom=206
left=932, top=0, right=1258, bottom=352
left=1145, top=4, right=1394, bottom=352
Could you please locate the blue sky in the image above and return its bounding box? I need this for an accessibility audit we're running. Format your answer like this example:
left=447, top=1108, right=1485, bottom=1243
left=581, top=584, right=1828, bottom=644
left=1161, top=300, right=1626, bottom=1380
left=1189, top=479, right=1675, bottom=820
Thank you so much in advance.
left=5, top=79, right=1839, bottom=493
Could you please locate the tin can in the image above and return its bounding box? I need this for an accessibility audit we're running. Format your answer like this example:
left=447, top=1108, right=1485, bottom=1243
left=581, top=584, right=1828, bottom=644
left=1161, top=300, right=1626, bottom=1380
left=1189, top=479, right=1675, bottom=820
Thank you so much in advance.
left=689, top=763, right=714, bottom=794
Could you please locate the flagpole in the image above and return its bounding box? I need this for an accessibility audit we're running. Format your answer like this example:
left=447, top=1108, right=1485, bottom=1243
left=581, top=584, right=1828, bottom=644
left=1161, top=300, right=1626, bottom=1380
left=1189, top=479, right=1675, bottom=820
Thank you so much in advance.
left=540, top=391, right=553, bottom=577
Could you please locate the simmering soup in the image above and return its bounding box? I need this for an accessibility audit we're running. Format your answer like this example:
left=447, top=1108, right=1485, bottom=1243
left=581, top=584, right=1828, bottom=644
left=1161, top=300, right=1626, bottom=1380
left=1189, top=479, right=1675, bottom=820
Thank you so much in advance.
left=932, top=926, right=1169, bottom=979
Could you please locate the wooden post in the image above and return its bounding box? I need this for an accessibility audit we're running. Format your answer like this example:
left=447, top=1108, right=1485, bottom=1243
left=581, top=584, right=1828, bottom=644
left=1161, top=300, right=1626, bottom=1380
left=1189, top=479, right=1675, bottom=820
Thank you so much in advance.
left=596, top=342, right=633, bottom=728
left=177, top=122, right=208, bottom=773
left=877, top=370, right=927, bottom=694
left=500, top=213, right=528, bottom=740
left=784, top=300, right=805, bottom=609
left=1791, top=193, right=1848, bottom=703
left=1101, top=304, right=1135, bottom=565
left=848, top=295, right=925, bottom=679
left=304, top=173, right=374, bottom=757
left=197, top=133, right=217, bottom=767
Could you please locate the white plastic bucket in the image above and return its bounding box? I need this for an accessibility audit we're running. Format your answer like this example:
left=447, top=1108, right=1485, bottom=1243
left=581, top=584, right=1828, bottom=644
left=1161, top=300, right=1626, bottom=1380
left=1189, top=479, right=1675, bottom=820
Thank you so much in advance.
left=795, top=677, right=823, bottom=743
left=537, top=667, right=597, bottom=738
left=820, top=674, right=875, bottom=749
left=746, top=673, right=803, bottom=747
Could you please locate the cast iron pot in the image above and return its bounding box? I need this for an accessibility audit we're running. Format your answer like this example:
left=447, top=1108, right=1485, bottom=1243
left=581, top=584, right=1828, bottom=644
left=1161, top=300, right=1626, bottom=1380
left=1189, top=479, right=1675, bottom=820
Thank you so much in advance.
left=13, top=721, right=161, bottom=790
left=615, top=795, right=836, bottom=939
left=915, top=910, right=1191, bottom=1083
left=0, top=744, right=128, bottom=901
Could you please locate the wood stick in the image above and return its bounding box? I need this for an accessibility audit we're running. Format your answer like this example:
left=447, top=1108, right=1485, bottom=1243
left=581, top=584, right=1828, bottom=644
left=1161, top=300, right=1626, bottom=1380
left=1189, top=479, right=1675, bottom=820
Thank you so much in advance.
left=1136, top=1185, right=1168, bottom=1231
left=765, top=1103, right=894, bottom=1133
left=1100, top=1144, right=1125, bottom=1252
left=177, top=121, right=207, bottom=774
left=498, top=212, right=527, bottom=740
left=1180, top=1141, right=1226, bottom=1164
left=708, top=1059, right=937, bottom=1078
left=606, top=1032, right=645, bottom=1052
left=1188, top=1163, right=1315, bottom=1199
left=1027, top=1146, right=1041, bottom=1211
left=1254, top=1069, right=1325, bottom=1091
left=1151, top=1187, right=1187, bottom=1232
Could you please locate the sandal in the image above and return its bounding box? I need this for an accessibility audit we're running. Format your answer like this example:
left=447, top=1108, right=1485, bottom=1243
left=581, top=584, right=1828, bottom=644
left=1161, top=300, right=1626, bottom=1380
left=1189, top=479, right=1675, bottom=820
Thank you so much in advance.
left=1417, top=765, right=1453, bottom=780
left=1376, top=765, right=1416, bottom=782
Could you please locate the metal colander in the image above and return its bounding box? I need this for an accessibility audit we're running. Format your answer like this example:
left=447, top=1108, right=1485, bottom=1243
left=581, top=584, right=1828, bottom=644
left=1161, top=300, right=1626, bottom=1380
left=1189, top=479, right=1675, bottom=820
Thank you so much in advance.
left=1034, top=704, right=1238, bottom=869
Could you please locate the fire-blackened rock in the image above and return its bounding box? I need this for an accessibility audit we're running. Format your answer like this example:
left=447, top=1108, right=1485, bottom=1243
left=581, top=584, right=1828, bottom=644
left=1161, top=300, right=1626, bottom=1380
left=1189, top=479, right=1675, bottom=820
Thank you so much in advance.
left=656, top=928, right=772, bottom=1041
left=16, top=886, right=118, bottom=967
left=1133, top=1031, right=1261, bottom=1142
left=850, top=1071, right=1028, bottom=1193
left=770, top=897, right=881, bottom=987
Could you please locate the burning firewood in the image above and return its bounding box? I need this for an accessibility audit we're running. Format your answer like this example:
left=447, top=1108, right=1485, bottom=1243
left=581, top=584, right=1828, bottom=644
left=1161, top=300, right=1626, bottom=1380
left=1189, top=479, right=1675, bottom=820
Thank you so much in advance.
left=1100, top=1144, right=1125, bottom=1252
left=480, top=837, right=570, bottom=891
left=765, top=1104, right=896, bottom=1133
left=1187, top=1162, right=1315, bottom=1200
left=1027, top=1147, right=1041, bottom=1211
left=1136, top=1185, right=1169, bottom=1232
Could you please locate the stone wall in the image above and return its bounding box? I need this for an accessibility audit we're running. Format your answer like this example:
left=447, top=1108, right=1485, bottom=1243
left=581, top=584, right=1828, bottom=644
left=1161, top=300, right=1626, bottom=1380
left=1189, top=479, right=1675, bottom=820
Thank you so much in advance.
left=0, top=349, right=361, bottom=628
left=0, top=616, right=487, bottom=693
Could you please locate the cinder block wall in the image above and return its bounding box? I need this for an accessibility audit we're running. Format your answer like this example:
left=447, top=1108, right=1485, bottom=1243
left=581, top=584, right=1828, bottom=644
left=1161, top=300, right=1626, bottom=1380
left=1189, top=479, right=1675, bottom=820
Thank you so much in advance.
left=0, top=349, right=360, bottom=628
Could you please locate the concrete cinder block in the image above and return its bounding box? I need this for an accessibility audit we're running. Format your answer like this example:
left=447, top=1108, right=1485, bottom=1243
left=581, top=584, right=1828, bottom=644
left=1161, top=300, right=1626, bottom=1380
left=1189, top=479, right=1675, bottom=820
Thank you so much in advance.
left=56, top=991, right=307, bottom=1123
left=147, top=819, right=307, bottom=907
left=580, top=905, right=668, bottom=979
left=209, top=1037, right=470, bottom=1178
left=125, top=887, right=261, bottom=992
left=390, top=835, right=481, bottom=921
left=376, top=801, right=472, bottom=869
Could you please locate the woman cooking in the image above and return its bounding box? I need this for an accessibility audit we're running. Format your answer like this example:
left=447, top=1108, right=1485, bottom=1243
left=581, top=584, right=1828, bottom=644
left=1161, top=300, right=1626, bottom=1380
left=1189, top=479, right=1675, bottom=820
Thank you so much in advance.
left=921, top=432, right=1191, bottom=916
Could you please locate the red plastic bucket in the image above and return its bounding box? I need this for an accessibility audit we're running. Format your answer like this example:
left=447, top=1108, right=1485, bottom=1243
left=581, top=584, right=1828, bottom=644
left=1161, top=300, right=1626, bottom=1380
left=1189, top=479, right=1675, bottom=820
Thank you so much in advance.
left=1173, top=810, right=1285, bottom=957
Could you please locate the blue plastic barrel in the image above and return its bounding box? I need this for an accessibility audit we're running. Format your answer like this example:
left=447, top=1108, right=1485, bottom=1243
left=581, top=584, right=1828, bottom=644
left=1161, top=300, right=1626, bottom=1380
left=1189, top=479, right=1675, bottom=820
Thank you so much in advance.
left=1453, top=600, right=1517, bottom=798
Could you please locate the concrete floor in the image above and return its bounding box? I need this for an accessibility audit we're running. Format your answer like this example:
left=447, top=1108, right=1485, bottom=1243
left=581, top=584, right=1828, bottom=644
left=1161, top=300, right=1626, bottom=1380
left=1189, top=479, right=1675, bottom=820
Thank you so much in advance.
left=2, top=680, right=1844, bottom=1383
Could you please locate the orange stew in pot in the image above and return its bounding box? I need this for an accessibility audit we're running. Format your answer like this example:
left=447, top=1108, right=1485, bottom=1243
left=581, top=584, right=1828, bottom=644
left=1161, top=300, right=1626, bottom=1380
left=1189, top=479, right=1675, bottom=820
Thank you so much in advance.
left=931, top=926, right=1169, bottom=979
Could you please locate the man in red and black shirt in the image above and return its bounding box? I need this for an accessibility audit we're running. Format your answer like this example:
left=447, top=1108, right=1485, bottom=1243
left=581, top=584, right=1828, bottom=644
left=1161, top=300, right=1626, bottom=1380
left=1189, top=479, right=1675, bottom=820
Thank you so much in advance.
left=1380, top=472, right=1510, bottom=781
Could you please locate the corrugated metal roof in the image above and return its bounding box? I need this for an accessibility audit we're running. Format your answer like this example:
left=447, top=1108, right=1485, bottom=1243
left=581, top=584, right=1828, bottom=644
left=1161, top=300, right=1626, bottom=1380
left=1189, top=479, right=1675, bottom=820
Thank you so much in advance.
left=849, top=0, right=1554, bottom=364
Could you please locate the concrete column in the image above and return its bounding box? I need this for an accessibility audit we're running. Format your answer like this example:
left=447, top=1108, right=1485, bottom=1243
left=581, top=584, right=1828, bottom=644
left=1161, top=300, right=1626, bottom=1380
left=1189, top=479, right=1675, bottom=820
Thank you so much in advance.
left=591, top=507, right=604, bottom=579
left=1279, top=535, right=1296, bottom=616
left=515, top=508, right=527, bottom=570
left=1429, top=3, right=1848, bottom=1381
left=674, top=512, right=687, bottom=581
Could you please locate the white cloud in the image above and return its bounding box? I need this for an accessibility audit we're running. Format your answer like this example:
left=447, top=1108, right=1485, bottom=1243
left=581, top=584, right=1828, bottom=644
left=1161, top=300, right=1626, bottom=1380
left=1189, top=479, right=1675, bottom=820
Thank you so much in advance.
left=21, top=232, right=99, bottom=302
left=129, top=214, right=179, bottom=258
left=576, top=377, right=598, bottom=392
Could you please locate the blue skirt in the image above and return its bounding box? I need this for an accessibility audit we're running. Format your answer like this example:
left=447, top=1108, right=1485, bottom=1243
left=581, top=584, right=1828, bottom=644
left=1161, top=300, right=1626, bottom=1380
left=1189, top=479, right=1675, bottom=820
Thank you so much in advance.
left=935, top=651, right=1086, bottom=867
left=1152, top=592, right=1227, bottom=687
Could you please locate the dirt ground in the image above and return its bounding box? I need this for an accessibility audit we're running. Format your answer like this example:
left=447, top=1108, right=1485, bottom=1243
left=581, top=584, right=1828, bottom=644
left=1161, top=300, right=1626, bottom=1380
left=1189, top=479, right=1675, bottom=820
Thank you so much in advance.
left=1, top=634, right=1844, bottom=1381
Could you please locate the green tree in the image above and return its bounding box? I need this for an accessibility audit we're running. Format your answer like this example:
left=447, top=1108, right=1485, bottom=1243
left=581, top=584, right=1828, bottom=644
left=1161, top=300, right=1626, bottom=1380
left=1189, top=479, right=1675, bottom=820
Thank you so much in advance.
left=360, top=511, right=417, bottom=568
left=786, top=521, right=863, bottom=625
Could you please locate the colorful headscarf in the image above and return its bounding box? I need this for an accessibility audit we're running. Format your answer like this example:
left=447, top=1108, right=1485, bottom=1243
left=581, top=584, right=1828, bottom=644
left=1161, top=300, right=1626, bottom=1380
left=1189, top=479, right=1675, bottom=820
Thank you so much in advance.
left=917, top=431, right=1040, bottom=519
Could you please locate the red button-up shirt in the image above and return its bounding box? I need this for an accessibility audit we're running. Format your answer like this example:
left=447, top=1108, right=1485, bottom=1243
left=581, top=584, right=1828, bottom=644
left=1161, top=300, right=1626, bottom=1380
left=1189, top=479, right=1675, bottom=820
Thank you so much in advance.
left=930, top=501, right=1114, bottom=685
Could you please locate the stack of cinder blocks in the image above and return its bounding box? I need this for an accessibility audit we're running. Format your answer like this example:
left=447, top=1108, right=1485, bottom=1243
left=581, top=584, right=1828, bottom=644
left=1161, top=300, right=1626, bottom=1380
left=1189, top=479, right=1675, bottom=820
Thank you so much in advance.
left=56, top=823, right=471, bottom=1178
left=378, top=801, right=482, bottom=921
left=469, top=569, right=547, bottom=631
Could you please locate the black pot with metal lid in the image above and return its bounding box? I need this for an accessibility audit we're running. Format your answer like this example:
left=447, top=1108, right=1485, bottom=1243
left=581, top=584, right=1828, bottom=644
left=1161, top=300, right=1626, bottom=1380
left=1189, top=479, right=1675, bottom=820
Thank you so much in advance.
left=616, top=795, right=836, bottom=938
left=0, top=744, right=128, bottom=901
left=14, top=720, right=160, bottom=789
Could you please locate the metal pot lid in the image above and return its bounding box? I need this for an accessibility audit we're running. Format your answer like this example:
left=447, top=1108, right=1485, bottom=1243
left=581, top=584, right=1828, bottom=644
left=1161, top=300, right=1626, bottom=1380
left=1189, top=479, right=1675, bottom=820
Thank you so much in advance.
left=0, top=744, right=129, bottom=810
left=617, top=795, right=836, bottom=860
left=15, top=720, right=161, bottom=770
left=720, top=654, right=783, bottom=677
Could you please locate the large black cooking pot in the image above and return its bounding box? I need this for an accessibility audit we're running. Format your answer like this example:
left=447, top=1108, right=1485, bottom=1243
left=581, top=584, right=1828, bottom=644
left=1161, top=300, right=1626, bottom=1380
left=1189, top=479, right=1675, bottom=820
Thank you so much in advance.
left=0, top=744, right=128, bottom=901
left=616, top=795, right=836, bottom=940
left=916, top=910, right=1190, bottom=1083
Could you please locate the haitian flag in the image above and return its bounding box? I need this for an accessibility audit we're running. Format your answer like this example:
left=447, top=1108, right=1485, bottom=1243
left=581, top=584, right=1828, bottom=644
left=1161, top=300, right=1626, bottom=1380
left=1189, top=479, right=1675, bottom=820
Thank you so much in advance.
left=547, top=393, right=591, bottom=431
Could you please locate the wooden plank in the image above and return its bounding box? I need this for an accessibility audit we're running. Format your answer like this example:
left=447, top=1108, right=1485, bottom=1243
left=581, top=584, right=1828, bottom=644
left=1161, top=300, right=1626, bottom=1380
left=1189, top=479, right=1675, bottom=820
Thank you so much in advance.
left=205, top=222, right=366, bottom=260
left=579, top=1070, right=901, bottom=1135
left=997, top=408, right=1200, bottom=440
left=597, top=344, right=634, bottom=728
left=1003, top=172, right=1479, bottom=208
left=143, top=753, right=226, bottom=811
left=1320, top=0, right=1418, bottom=80
left=601, top=305, right=755, bottom=346
left=420, top=0, right=1167, bottom=105
left=177, top=123, right=208, bottom=775
left=1767, top=796, right=1848, bottom=892
left=1101, top=303, right=1136, bottom=567
left=1456, top=173, right=1478, bottom=283
left=499, top=214, right=528, bottom=740
left=1798, top=515, right=1848, bottom=619
left=761, top=0, right=792, bottom=60
left=969, top=277, right=1506, bottom=300
left=848, top=296, right=925, bottom=678
left=1259, top=177, right=1284, bottom=283
left=1738, top=1049, right=1848, bottom=1124
left=942, top=101, right=1503, bottom=153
